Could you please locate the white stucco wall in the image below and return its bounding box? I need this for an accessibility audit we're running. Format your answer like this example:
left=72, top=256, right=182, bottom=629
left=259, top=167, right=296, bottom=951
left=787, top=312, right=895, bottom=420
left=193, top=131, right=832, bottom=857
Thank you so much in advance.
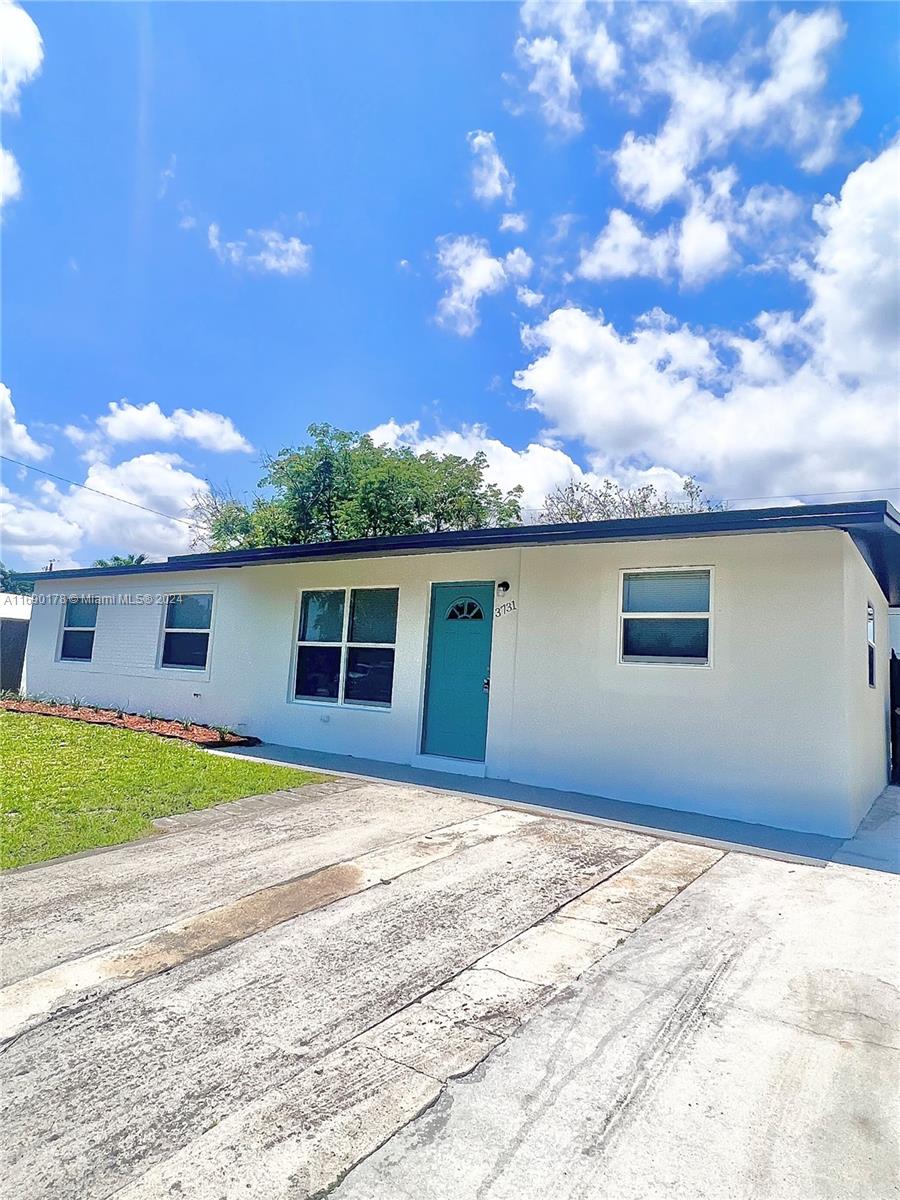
left=22, top=528, right=891, bottom=837
left=841, top=537, right=891, bottom=828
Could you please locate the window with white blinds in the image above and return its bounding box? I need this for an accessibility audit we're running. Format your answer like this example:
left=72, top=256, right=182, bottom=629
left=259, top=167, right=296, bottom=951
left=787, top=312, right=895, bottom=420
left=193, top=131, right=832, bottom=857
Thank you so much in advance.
left=620, top=569, right=712, bottom=665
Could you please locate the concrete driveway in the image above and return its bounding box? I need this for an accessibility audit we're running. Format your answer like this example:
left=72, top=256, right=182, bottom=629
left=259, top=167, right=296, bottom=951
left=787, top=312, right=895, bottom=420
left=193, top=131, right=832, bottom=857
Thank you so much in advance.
left=1, top=777, right=897, bottom=1200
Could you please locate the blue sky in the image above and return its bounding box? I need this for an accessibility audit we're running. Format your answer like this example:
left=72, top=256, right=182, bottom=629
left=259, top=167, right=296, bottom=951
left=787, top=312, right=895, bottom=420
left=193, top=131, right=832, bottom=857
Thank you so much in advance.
left=1, top=1, right=898, bottom=568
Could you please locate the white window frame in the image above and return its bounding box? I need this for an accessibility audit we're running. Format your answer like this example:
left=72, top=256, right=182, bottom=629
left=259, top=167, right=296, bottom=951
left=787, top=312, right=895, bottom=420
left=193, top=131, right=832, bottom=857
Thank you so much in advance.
left=291, top=585, right=398, bottom=710
left=157, top=589, right=216, bottom=673
left=618, top=566, right=714, bottom=669
left=867, top=601, right=876, bottom=688
left=56, top=595, right=99, bottom=664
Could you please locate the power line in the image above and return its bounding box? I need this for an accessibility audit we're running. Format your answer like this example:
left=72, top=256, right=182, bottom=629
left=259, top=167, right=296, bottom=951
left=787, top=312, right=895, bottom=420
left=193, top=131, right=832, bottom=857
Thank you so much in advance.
left=3, top=452, right=896, bottom=529
left=520, top=483, right=900, bottom=516
left=0, top=455, right=195, bottom=528
left=723, top=485, right=900, bottom=504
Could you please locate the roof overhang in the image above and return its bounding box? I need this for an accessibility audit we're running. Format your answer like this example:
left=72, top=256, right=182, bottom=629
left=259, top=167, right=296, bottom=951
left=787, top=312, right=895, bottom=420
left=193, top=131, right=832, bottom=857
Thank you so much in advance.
left=18, top=500, right=900, bottom=605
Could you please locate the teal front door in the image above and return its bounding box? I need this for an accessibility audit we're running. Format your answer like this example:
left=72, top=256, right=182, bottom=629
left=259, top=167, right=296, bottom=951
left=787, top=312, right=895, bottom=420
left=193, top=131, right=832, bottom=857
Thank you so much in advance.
left=422, top=582, right=495, bottom=761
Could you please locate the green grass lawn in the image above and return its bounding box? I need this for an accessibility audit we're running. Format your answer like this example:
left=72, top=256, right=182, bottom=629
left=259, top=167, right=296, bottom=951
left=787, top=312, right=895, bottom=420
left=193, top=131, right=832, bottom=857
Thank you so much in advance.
left=0, top=713, right=327, bottom=869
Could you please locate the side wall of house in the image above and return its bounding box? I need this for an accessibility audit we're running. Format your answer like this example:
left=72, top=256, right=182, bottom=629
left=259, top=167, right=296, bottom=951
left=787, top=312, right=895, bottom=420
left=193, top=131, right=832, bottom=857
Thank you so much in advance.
left=841, top=537, right=891, bottom=827
left=22, top=528, right=884, bottom=836
left=508, top=528, right=853, bottom=835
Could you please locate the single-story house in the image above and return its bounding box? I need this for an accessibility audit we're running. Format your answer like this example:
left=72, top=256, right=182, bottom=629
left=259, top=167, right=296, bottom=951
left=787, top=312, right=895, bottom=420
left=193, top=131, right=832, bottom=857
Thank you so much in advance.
left=20, top=500, right=899, bottom=839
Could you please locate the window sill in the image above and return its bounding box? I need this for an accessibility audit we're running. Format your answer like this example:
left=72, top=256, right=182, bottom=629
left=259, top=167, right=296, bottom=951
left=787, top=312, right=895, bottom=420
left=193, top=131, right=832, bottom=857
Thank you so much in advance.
left=619, top=657, right=712, bottom=669
left=289, top=697, right=393, bottom=713
left=156, top=664, right=213, bottom=682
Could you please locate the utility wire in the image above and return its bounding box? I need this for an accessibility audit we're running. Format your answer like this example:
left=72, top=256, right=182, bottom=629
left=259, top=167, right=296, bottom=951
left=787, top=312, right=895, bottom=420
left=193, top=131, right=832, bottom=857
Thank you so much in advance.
left=518, top=483, right=900, bottom=517
left=3, top=452, right=897, bottom=529
left=0, top=455, right=195, bottom=528
left=720, top=485, right=900, bottom=504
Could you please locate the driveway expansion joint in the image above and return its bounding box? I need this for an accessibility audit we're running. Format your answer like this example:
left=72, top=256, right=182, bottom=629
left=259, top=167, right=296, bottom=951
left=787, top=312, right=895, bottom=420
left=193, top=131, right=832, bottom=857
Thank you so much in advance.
left=3, top=788, right=759, bottom=1200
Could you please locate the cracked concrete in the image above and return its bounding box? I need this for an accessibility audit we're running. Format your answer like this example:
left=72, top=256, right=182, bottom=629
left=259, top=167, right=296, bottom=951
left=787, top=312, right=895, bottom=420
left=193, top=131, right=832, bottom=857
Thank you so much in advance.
left=333, top=851, right=900, bottom=1200
left=2, top=779, right=895, bottom=1200
left=1, top=781, right=659, bottom=1199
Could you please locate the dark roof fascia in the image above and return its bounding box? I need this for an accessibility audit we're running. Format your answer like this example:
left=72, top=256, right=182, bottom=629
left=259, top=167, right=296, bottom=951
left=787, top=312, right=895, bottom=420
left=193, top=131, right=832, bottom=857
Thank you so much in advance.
left=18, top=500, right=900, bottom=601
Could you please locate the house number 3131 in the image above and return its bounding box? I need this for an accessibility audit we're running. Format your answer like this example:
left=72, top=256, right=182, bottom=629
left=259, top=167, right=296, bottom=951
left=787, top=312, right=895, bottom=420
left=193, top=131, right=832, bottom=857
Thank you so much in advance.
left=495, top=599, right=517, bottom=618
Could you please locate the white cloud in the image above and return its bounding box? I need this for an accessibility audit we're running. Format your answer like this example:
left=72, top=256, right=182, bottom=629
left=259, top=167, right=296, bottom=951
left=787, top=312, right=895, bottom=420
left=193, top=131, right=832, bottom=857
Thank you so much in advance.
left=612, top=8, right=859, bottom=211
left=208, top=223, right=312, bottom=275
left=0, top=144, right=20, bottom=206
left=514, top=142, right=900, bottom=501
left=0, top=0, right=42, bottom=113
left=549, top=212, right=579, bottom=242
left=372, top=148, right=899, bottom=513
left=578, top=209, right=674, bottom=282
left=435, top=236, right=507, bottom=336
left=499, top=212, right=528, bottom=234
left=370, top=418, right=592, bottom=512
left=0, top=0, right=43, bottom=210
left=503, top=246, right=534, bottom=279
left=435, top=236, right=533, bottom=336
left=0, top=451, right=209, bottom=568
left=89, top=400, right=254, bottom=454
left=56, top=454, right=206, bottom=560
left=516, top=286, right=544, bottom=308
left=467, top=131, right=515, bottom=204
left=516, top=0, right=620, bottom=134
left=0, top=383, right=50, bottom=460
left=177, top=201, right=197, bottom=230
left=0, top=484, right=82, bottom=568
left=801, top=143, right=900, bottom=381
left=579, top=171, right=802, bottom=287
left=158, top=153, right=176, bottom=199
left=2, top=452, right=213, bottom=568
left=516, top=35, right=581, bottom=135
left=738, top=183, right=803, bottom=232
left=676, top=204, right=733, bottom=287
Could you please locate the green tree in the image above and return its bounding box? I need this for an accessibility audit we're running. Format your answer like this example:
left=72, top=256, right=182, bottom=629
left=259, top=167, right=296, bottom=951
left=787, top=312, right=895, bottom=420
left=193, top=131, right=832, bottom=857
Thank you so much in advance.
left=540, top=476, right=724, bottom=524
left=188, top=486, right=256, bottom=551
left=91, top=553, right=150, bottom=568
left=190, top=424, right=523, bottom=550
left=0, top=561, right=35, bottom=594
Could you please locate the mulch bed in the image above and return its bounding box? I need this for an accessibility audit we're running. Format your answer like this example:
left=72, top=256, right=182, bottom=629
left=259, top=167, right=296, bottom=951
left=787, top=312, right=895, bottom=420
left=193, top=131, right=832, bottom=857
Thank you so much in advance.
left=0, top=699, right=260, bottom=747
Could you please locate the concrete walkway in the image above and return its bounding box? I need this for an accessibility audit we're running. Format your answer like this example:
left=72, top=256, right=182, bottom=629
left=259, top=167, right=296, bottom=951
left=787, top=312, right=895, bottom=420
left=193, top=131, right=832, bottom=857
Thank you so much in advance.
left=1, top=776, right=897, bottom=1199
left=222, top=742, right=900, bottom=874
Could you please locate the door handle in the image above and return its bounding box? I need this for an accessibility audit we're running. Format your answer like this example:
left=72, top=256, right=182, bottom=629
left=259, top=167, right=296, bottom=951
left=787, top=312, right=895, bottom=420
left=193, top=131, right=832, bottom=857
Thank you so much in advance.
left=482, top=677, right=490, bottom=694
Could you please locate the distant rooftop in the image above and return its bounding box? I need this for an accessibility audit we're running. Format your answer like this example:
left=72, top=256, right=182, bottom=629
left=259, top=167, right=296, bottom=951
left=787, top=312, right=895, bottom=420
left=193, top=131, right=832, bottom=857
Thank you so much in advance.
left=0, top=593, right=32, bottom=620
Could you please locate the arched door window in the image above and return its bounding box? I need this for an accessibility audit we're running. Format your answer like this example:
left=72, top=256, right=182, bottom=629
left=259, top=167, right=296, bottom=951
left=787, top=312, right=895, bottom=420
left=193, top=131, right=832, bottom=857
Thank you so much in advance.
left=446, top=598, right=484, bottom=621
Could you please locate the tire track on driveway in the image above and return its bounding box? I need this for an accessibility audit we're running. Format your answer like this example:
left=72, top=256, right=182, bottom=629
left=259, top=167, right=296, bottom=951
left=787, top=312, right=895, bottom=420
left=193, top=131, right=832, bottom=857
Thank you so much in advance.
left=109, top=843, right=722, bottom=1200
left=2, top=813, right=658, bottom=1200
left=0, top=781, right=491, bottom=986
left=0, top=809, right=538, bottom=1041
